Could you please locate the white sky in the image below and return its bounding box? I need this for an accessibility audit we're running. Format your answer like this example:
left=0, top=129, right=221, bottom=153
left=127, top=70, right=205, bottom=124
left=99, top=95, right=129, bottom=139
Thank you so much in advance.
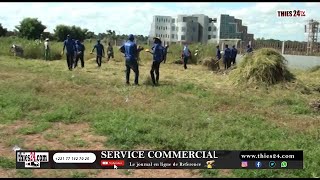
left=0, top=2, right=319, bottom=41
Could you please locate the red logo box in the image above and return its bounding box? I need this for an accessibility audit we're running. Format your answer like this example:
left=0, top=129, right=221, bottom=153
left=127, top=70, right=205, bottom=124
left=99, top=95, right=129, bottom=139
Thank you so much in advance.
left=101, top=160, right=125, bottom=167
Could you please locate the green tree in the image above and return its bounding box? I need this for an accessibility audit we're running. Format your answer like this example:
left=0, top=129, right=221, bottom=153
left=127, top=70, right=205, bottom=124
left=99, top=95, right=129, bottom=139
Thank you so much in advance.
left=0, top=23, right=7, bottom=37
left=15, top=18, right=46, bottom=39
left=54, top=25, right=71, bottom=41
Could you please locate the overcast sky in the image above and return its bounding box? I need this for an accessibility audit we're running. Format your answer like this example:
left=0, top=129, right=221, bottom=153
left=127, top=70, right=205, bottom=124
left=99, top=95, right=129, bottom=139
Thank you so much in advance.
left=0, top=2, right=319, bottom=41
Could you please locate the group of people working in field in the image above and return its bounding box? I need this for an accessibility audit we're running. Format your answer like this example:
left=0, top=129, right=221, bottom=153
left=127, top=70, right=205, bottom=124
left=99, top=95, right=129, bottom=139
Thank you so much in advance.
left=61, top=34, right=114, bottom=70
left=11, top=34, right=253, bottom=86
left=215, top=44, right=253, bottom=70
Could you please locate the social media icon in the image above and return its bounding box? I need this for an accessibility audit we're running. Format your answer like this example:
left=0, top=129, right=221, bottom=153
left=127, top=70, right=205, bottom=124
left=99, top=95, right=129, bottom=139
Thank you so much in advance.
left=281, top=161, right=287, bottom=168
left=241, top=161, right=248, bottom=168
left=255, top=161, right=262, bottom=168
left=269, top=161, right=276, bottom=168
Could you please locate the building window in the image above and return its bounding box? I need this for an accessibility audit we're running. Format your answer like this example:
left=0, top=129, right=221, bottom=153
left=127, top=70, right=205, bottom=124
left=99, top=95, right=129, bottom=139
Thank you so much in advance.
left=181, top=35, right=185, bottom=40
left=172, top=26, right=175, bottom=30
left=213, top=35, right=216, bottom=38
left=157, top=18, right=158, bottom=22
left=166, top=26, right=167, bottom=30
left=213, top=27, right=217, bottom=31
left=193, top=27, right=195, bottom=32
left=208, top=35, right=211, bottom=39
left=183, top=17, right=186, bottom=22
left=182, top=27, right=186, bottom=32
left=208, top=26, right=212, bottom=31
left=172, top=19, right=175, bottom=23
left=171, top=34, right=175, bottom=39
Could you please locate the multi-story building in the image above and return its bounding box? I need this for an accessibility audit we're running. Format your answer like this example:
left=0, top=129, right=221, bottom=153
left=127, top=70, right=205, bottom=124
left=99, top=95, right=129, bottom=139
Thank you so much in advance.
left=149, top=14, right=218, bottom=45
left=217, top=14, right=254, bottom=47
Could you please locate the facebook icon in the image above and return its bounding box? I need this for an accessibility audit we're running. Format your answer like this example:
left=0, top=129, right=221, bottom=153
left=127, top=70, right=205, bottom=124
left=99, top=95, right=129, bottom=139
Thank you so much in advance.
left=255, top=161, right=262, bottom=168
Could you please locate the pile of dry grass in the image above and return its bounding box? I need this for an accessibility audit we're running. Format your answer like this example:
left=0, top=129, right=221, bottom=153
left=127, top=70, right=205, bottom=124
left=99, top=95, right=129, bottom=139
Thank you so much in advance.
left=200, top=57, right=220, bottom=71
left=230, top=48, right=295, bottom=86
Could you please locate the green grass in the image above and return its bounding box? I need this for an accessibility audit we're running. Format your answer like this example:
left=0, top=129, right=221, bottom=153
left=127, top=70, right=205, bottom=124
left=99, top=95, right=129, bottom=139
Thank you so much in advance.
left=0, top=157, right=16, bottom=169
left=0, top=48, right=319, bottom=178
left=70, top=171, right=89, bottom=178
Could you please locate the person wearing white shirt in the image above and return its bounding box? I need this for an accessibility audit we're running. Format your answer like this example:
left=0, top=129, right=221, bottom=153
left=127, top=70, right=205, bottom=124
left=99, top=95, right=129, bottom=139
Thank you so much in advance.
left=44, top=38, right=50, bottom=60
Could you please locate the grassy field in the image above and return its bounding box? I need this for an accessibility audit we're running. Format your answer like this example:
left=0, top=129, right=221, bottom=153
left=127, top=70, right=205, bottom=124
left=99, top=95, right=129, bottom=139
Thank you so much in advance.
left=0, top=40, right=320, bottom=178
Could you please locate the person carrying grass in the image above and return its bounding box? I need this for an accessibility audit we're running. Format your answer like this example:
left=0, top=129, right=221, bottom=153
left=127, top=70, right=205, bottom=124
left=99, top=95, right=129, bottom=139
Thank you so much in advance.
left=120, top=34, right=139, bottom=85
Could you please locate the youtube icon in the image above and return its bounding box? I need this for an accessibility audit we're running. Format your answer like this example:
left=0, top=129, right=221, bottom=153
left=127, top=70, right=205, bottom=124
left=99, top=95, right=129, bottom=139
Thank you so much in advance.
left=101, top=160, right=125, bottom=167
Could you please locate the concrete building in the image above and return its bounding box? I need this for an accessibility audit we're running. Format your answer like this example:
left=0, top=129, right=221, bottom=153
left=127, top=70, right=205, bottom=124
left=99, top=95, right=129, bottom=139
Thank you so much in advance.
left=217, top=14, right=254, bottom=47
left=149, top=14, right=218, bottom=45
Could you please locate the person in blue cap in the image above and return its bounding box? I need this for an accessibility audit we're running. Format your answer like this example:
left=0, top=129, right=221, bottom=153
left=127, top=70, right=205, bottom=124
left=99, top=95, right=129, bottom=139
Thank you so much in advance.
left=148, top=37, right=164, bottom=86
left=74, top=40, right=86, bottom=68
left=231, top=45, right=238, bottom=65
left=62, top=34, right=76, bottom=71
left=119, top=34, right=139, bottom=85
left=223, top=44, right=232, bottom=70
left=90, top=39, right=105, bottom=67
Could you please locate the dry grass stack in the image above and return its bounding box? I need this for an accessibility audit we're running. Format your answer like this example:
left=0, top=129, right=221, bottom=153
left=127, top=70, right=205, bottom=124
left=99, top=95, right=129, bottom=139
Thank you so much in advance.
left=230, top=48, right=295, bottom=86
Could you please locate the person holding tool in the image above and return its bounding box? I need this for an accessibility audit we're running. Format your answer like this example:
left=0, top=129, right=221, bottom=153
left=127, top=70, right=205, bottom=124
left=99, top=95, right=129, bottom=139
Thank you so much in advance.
left=90, top=39, right=105, bottom=68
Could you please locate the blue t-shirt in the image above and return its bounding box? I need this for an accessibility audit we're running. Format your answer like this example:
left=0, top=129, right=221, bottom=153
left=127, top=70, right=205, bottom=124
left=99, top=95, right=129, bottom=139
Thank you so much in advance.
left=120, top=41, right=137, bottom=62
left=63, top=39, right=75, bottom=54
left=94, top=43, right=104, bottom=56
left=152, top=43, right=164, bottom=62
left=224, top=48, right=231, bottom=59
left=231, top=48, right=238, bottom=58
left=216, top=48, right=221, bottom=59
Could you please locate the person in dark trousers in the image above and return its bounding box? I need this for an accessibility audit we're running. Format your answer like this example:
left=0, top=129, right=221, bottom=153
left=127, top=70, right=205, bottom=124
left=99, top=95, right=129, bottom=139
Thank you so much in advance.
left=162, top=45, right=169, bottom=64
left=231, top=45, right=238, bottom=65
left=62, top=34, right=76, bottom=71
left=74, top=40, right=85, bottom=68
left=215, top=45, right=221, bottom=70
left=246, top=44, right=253, bottom=53
left=223, top=44, right=232, bottom=70
left=148, top=37, right=164, bottom=86
left=181, top=44, right=191, bottom=69
left=120, top=34, right=139, bottom=85
left=107, top=42, right=114, bottom=61
left=90, top=40, right=105, bottom=67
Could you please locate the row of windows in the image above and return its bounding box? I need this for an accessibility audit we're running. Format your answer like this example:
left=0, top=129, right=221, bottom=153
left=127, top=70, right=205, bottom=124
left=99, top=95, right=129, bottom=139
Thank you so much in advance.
left=156, top=17, right=175, bottom=23
left=155, top=34, right=217, bottom=40
left=156, top=25, right=216, bottom=33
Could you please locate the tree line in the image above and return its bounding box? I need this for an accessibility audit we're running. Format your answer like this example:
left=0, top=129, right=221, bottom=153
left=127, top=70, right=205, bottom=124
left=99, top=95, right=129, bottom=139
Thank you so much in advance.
left=0, top=17, right=149, bottom=44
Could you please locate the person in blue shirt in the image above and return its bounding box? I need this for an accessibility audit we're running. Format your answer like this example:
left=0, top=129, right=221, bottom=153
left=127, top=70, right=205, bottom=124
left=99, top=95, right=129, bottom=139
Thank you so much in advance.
left=223, top=44, right=232, bottom=70
left=120, top=34, right=139, bottom=85
left=74, top=40, right=86, bottom=68
left=181, top=44, right=191, bottom=70
left=215, top=45, right=221, bottom=70
left=148, top=37, right=164, bottom=86
left=90, top=39, right=105, bottom=67
left=246, top=44, right=253, bottom=53
left=62, top=34, right=76, bottom=71
left=162, top=45, right=169, bottom=64
left=231, top=45, right=238, bottom=65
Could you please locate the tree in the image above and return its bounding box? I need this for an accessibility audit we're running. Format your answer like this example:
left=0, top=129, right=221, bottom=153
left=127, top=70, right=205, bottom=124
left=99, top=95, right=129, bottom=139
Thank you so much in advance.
left=15, top=18, right=46, bottom=39
left=0, top=23, right=7, bottom=37
left=54, top=25, right=89, bottom=42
